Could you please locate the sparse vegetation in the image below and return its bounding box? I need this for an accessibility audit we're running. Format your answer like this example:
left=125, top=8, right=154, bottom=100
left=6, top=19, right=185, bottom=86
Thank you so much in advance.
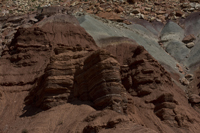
left=29, top=8, right=34, bottom=11
left=36, top=4, right=41, bottom=10
left=58, top=121, right=63, bottom=125
left=9, top=10, right=13, bottom=14
left=21, top=129, right=28, bottom=133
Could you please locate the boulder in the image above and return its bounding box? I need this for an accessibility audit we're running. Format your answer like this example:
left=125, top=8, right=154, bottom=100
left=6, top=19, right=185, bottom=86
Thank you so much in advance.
left=182, top=34, right=196, bottom=43
left=180, top=77, right=190, bottom=85
left=155, top=108, right=176, bottom=120
left=175, top=10, right=184, bottom=17
left=186, top=42, right=195, bottom=48
left=132, top=9, right=140, bottom=14
left=115, top=6, right=124, bottom=13
left=185, top=74, right=193, bottom=81
left=189, top=94, right=200, bottom=104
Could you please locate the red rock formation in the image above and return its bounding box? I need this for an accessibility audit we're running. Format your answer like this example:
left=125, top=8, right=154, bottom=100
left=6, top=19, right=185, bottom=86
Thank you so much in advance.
left=105, top=39, right=173, bottom=97
left=25, top=44, right=94, bottom=109
left=1, top=14, right=200, bottom=133
left=21, top=14, right=98, bottom=109
left=104, top=38, right=200, bottom=132
left=188, top=68, right=200, bottom=114
left=74, top=49, right=127, bottom=113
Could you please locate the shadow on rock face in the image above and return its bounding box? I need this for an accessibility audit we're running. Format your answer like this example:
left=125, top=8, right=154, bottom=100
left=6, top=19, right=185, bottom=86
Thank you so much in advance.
left=16, top=14, right=127, bottom=115
left=20, top=105, right=43, bottom=117
left=24, top=45, right=128, bottom=114
left=74, top=49, right=127, bottom=113
left=104, top=41, right=173, bottom=97
left=2, top=12, right=200, bottom=133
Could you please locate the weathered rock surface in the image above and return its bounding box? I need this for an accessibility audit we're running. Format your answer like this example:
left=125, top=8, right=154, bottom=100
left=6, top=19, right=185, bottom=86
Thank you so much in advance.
left=76, top=11, right=200, bottom=76
left=184, top=12, right=200, bottom=37
left=104, top=40, right=200, bottom=132
left=185, top=36, right=200, bottom=68
left=74, top=49, right=127, bottom=113
left=77, top=14, right=182, bottom=77
left=165, top=40, right=189, bottom=62
left=160, top=21, right=184, bottom=41
left=187, top=68, right=200, bottom=115
left=1, top=6, right=200, bottom=133
left=189, top=94, right=200, bottom=104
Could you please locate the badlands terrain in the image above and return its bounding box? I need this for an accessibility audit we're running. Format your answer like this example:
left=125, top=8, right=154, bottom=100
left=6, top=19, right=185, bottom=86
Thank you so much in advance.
left=1, top=0, right=200, bottom=133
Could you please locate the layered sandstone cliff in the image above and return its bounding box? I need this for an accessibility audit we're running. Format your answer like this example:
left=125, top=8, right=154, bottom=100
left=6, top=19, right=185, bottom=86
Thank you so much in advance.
left=1, top=13, right=200, bottom=133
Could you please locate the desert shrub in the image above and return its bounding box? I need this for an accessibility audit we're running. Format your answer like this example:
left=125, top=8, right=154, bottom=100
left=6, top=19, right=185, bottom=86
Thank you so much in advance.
left=21, top=129, right=28, bottom=133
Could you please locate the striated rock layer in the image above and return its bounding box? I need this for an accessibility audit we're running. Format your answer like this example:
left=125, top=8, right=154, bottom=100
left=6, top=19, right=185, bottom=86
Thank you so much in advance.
left=104, top=39, right=200, bottom=132
left=1, top=14, right=200, bottom=133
